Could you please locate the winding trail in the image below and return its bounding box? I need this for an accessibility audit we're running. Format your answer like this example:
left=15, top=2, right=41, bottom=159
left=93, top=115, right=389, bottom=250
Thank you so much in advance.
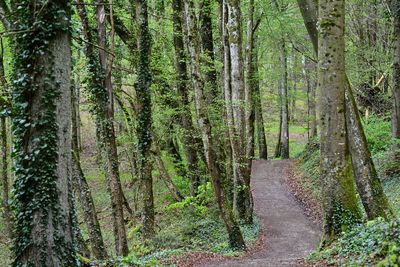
left=207, top=160, right=321, bottom=267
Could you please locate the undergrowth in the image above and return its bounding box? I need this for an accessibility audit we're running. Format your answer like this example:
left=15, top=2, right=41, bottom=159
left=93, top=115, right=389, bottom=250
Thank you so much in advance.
left=298, top=116, right=400, bottom=266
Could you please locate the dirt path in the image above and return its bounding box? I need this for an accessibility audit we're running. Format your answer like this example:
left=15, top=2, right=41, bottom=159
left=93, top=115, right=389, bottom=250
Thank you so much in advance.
left=206, top=160, right=321, bottom=267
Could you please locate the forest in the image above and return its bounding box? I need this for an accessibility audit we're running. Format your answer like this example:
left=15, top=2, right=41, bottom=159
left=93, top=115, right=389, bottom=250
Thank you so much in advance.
left=0, top=0, right=399, bottom=266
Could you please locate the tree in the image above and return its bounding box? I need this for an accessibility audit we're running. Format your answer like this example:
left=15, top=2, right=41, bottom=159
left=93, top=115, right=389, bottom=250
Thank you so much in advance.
left=135, top=0, right=155, bottom=239
left=71, top=80, right=107, bottom=259
left=392, top=0, right=400, bottom=139
left=183, top=0, right=246, bottom=249
left=11, top=0, right=77, bottom=265
left=298, top=0, right=393, bottom=221
left=172, top=0, right=201, bottom=196
left=76, top=0, right=128, bottom=255
left=318, top=0, right=362, bottom=244
left=223, top=0, right=253, bottom=224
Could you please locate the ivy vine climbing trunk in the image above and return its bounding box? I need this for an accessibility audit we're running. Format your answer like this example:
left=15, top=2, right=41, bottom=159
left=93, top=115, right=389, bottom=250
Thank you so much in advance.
left=318, top=0, right=362, bottom=245
left=135, top=0, right=155, bottom=239
left=172, top=0, right=201, bottom=196
left=224, top=0, right=253, bottom=224
left=183, top=0, right=246, bottom=250
left=298, top=0, right=393, bottom=220
left=76, top=0, right=128, bottom=256
left=11, top=0, right=77, bottom=265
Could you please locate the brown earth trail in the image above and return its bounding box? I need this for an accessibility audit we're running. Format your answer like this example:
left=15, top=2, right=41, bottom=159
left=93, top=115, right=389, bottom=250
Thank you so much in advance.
left=205, top=160, right=321, bottom=267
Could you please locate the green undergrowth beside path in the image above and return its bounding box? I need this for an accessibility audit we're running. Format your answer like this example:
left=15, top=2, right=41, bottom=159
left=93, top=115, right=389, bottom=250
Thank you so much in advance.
left=297, top=117, right=400, bottom=266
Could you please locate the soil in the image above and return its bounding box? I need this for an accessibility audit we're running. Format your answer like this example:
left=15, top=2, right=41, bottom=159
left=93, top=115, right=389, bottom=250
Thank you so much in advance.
left=202, top=160, right=322, bottom=267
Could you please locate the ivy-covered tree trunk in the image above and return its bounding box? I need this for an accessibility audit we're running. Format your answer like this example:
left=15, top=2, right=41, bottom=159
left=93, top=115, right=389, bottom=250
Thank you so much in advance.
left=76, top=0, right=128, bottom=256
left=318, top=0, right=362, bottom=245
left=224, top=0, right=253, bottom=224
left=184, top=0, right=246, bottom=250
left=11, top=0, right=77, bottom=265
left=392, top=0, right=400, bottom=139
left=299, top=0, right=393, bottom=221
left=71, top=82, right=107, bottom=260
left=135, top=0, right=155, bottom=239
left=172, top=0, right=201, bottom=196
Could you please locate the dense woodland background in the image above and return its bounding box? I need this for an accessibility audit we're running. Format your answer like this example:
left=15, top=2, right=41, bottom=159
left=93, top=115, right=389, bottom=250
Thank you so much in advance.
left=0, top=0, right=399, bottom=266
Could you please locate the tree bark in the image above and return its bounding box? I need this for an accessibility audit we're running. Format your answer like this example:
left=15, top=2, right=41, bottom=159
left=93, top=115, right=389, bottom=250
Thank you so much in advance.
left=135, top=0, right=155, bottom=239
left=392, top=0, right=400, bottom=139
left=318, top=0, right=362, bottom=244
left=172, top=0, right=201, bottom=196
left=200, top=0, right=219, bottom=104
left=279, top=40, right=289, bottom=159
left=0, top=38, right=11, bottom=238
left=183, top=0, right=246, bottom=250
left=12, top=1, right=77, bottom=265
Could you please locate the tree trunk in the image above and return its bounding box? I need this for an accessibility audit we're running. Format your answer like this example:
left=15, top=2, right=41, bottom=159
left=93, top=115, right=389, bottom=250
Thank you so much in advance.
left=392, top=0, right=400, bottom=139
left=183, top=0, right=246, bottom=250
left=76, top=0, right=128, bottom=256
left=71, top=82, right=107, bottom=260
left=135, top=0, right=155, bottom=239
left=172, top=0, right=201, bottom=196
left=245, top=0, right=257, bottom=164
left=0, top=38, right=11, bottom=238
left=12, top=1, right=77, bottom=265
left=200, top=0, right=219, bottom=104
left=279, top=40, right=289, bottom=159
left=224, top=0, right=253, bottom=224
left=298, top=0, right=393, bottom=221
left=318, top=0, right=362, bottom=245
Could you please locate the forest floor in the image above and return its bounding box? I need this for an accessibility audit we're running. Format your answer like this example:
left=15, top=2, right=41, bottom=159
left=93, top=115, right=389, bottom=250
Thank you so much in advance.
left=203, top=160, right=322, bottom=267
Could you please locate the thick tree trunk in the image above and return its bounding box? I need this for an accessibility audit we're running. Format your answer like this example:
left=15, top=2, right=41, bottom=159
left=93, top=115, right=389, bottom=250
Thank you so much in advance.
left=135, top=0, right=155, bottom=239
left=71, top=82, right=107, bottom=259
left=393, top=0, right=400, bottom=139
left=76, top=0, right=128, bottom=256
left=279, top=40, right=289, bottom=159
left=298, top=0, right=393, bottom=220
left=172, top=0, right=201, bottom=196
left=319, top=0, right=362, bottom=245
left=12, top=1, right=77, bottom=265
left=224, top=0, right=253, bottom=224
left=183, top=0, right=246, bottom=250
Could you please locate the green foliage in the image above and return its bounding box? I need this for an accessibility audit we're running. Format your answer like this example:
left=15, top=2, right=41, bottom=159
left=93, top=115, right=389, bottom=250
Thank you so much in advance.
left=308, top=218, right=400, bottom=266
left=363, top=117, right=393, bottom=154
